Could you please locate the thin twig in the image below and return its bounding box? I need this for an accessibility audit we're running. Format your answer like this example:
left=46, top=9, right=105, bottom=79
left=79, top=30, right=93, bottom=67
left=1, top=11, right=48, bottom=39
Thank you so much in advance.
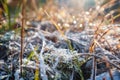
left=91, top=57, right=96, bottom=80
left=20, top=0, right=26, bottom=76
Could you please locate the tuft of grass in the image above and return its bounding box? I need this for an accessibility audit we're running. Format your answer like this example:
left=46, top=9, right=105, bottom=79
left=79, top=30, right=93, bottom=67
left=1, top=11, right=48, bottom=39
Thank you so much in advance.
left=0, top=0, right=22, bottom=34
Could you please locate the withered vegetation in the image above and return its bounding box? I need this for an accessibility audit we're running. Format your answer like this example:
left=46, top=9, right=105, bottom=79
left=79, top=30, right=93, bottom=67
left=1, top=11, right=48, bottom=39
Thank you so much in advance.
left=0, top=0, right=120, bottom=80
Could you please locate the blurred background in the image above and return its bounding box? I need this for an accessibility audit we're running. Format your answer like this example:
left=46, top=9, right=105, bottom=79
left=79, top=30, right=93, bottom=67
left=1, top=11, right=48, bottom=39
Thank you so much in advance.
left=0, top=0, right=120, bottom=32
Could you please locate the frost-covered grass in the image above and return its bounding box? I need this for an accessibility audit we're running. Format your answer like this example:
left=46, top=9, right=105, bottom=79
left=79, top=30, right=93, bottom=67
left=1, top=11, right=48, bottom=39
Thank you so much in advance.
left=0, top=0, right=120, bottom=80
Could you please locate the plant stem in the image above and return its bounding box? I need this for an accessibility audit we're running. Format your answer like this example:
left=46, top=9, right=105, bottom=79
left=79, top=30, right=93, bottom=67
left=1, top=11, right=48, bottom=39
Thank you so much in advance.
left=20, top=0, right=26, bottom=76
